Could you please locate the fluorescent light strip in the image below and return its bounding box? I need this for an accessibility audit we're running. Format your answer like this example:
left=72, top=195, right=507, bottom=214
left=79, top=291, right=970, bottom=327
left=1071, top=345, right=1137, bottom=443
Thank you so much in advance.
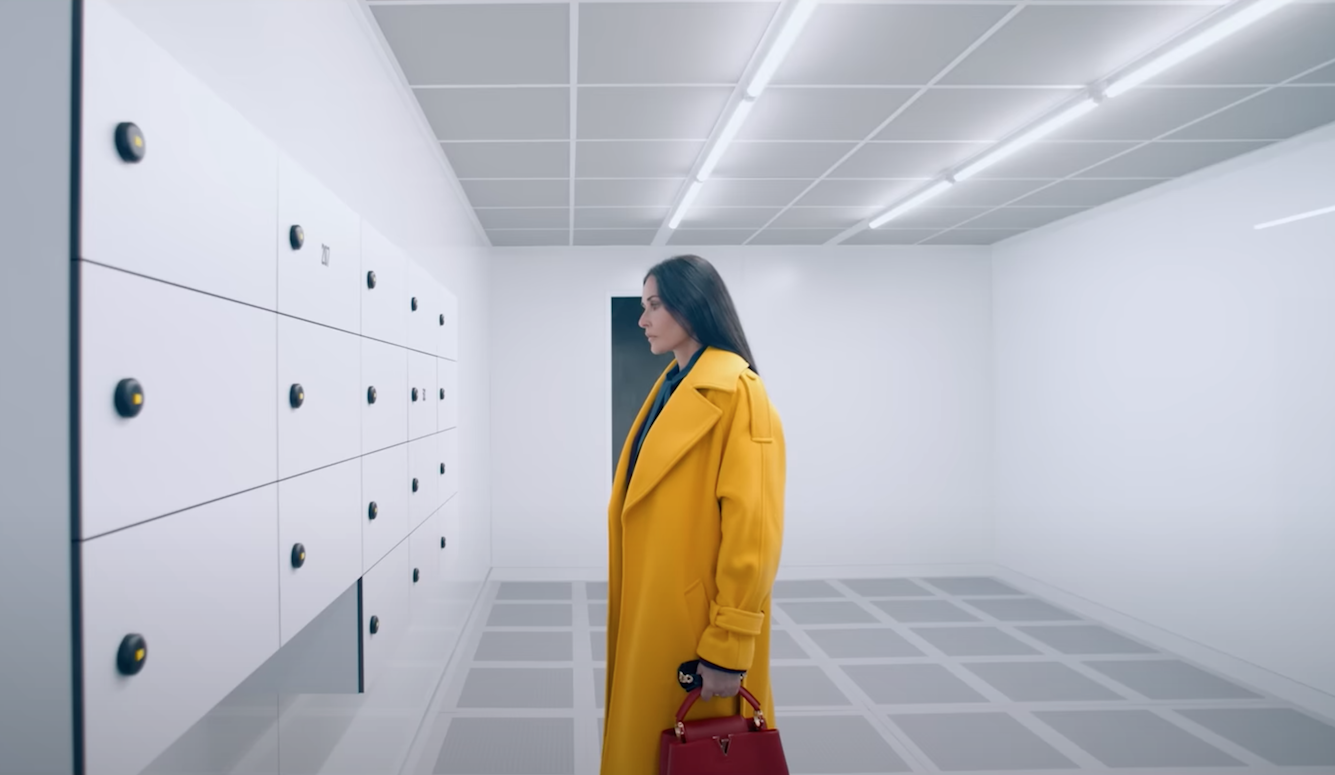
left=1106, top=0, right=1294, bottom=98
left=955, top=98, right=1099, bottom=182
left=1254, top=203, right=1335, bottom=230
left=698, top=99, right=756, bottom=181
left=869, top=181, right=953, bottom=229
left=746, top=0, right=819, bottom=99
left=668, top=180, right=704, bottom=230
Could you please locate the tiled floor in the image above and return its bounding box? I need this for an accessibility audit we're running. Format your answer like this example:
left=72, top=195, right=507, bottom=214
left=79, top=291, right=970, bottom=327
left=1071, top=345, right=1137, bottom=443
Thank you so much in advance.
left=404, top=577, right=1335, bottom=775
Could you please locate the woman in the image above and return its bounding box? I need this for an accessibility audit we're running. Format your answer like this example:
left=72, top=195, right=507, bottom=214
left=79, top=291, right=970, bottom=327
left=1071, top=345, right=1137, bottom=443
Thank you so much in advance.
left=601, top=254, right=786, bottom=773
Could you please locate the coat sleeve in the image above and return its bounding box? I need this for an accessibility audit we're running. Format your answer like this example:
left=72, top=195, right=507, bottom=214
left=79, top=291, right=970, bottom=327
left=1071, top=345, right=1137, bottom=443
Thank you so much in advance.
left=696, top=371, right=784, bottom=672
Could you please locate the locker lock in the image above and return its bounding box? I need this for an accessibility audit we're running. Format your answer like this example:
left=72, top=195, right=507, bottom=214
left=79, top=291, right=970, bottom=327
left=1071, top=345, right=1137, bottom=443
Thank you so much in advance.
left=439, top=314, right=444, bottom=326
left=114, top=378, right=145, bottom=418
left=368, top=501, right=378, bottom=521
left=411, top=387, right=419, bottom=402
left=411, top=297, right=418, bottom=312
left=369, top=616, right=380, bottom=635
left=367, top=386, right=377, bottom=405
left=413, top=568, right=420, bottom=584
left=289, top=225, right=304, bottom=250
left=440, top=462, right=445, bottom=475
left=412, top=478, right=419, bottom=493
left=117, top=633, right=148, bottom=676
left=290, top=384, right=305, bottom=408
left=114, top=122, right=146, bottom=163
left=291, top=543, right=306, bottom=569
left=366, top=271, right=377, bottom=289
left=440, top=536, right=447, bottom=549
left=439, top=388, right=445, bottom=401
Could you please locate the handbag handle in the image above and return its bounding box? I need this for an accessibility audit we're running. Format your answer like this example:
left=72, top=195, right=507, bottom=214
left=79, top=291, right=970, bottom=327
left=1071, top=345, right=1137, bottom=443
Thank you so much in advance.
left=674, top=686, right=766, bottom=742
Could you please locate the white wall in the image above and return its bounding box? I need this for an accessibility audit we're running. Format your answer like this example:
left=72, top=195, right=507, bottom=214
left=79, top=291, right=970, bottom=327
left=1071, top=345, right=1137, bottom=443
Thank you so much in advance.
left=993, top=122, right=1335, bottom=700
left=106, top=0, right=494, bottom=583
left=489, top=246, right=994, bottom=573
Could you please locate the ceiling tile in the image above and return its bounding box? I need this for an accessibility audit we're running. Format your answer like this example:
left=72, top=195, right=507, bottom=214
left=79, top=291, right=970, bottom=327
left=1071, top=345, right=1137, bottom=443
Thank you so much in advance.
left=578, top=87, right=731, bottom=139
left=462, top=180, right=569, bottom=208
left=770, top=206, right=880, bottom=229
left=417, top=88, right=569, bottom=141
left=444, top=142, right=569, bottom=179
left=923, top=229, right=1027, bottom=246
left=931, top=179, right=1050, bottom=208
left=575, top=179, right=684, bottom=207
left=962, top=207, right=1090, bottom=230
left=1078, top=140, right=1273, bottom=178
left=487, top=229, right=569, bottom=247
left=843, top=228, right=941, bottom=246
left=1012, top=179, right=1162, bottom=208
left=876, top=88, right=1078, bottom=142
left=831, top=142, right=986, bottom=179
left=739, top=89, right=916, bottom=141
left=576, top=141, right=703, bottom=178
left=748, top=229, right=843, bottom=246
left=668, top=229, right=754, bottom=246
left=1045, top=87, right=1258, bottom=142
left=795, top=179, right=922, bottom=207
left=372, top=4, right=568, bottom=85
left=941, top=5, right=1213, bottom=86
left=579, top=3, right=777, bottom=84
left=715, top=142, right=857, bottom=179
left=681, top=207, right=782, bottom=229
left=1166, top=86, right=1335, bottom=142
left=971, top=141, right=1140, bottom=179
left=573, top=229, right=657, bottom=246
left=774, top=4, right=1013, bottom=85
left=574, top=207, right=669, bottom=229
left=881, top=207, right=991, bottom=230
left=1149, top=4, right=1335, bottom=86
left=694, top=179, right=811, bottom=208
left=475, top=208, right=569, bottom=230
left=1295, top=62, right=1335, bottom=84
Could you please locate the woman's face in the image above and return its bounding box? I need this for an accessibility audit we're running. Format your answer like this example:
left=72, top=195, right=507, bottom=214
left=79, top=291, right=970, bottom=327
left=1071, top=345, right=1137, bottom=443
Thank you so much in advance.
left=640, top=275, right=693, bottom=356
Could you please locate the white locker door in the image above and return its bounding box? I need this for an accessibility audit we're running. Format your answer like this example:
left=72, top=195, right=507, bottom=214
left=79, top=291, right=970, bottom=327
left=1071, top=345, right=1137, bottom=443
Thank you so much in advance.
left=437, top=284, right=459, bottom=361
left=361, top=538, right=412, bottom=693
left=278, top=460, right=362, bottom=646
left=361, top=221, right=408, bottom=347
left=438, top=428, right=459, bottom=511
left=276, top=153, right=362, bottom=334
left=79, top=262, right=276, bottom=539
left=439, top=496, right=460, bottom=584
left=361, top=444, right=410, bottom=573
left=437, top=358, right=458, bottom=432
left=277, top=316, right=361, bottom=479
left=408, top=435, right=438, bottom=530
left=409, top=510, right=442, bottom=625
left=408, top=350, right=438, bottom=441
left=81, top=485, right=279, bottom=775
left=406, top=259, right=439, bottom=356
left=80, top=0, right=278, bottom=310
left=362, top=338, right=408, bottom=455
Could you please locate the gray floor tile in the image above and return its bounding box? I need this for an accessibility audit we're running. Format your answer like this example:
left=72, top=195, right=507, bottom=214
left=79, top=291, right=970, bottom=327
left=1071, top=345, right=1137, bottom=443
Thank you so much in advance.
left=1034, top=709, right=1244, bottom=768
left=457, top=668, right=574, bottom=709
left=486, top=603, right=572, bottom=628
left=588, top=602, right=607, bottom=625
left=1177, top=707, right=1335, bottom=766
left=891, top=712, right=1076, bottom=771
left=965, top=597, right=1082, bottom=622
left=773, top=579, right=844, bottom=598
left=590, top=630, right=605, bottom=661
left=840, top=578, right=935, bottom=598
left=778, top=715, right=911, bottom=773
left=874, top=599, right=981, bottom=623
left=773, top=666, right=854, bottom=707
left=585, top=581, right=607, bottom=600
left=495, top=582, right=572, bottom=601
left=912, top=627, right=1043, bottom=657
left=435, top=717, right=574, bottom=775
left=780, top=601, right=878, bottom=625
left=1018, top=624, right=1157, bottom=655
left=843, top=664, right=989, bottom=705
left=807, top=628, right=925, bottom=659
left=771, top=628, right=809, bottom=659
left=474, top=631, right=573, bottom=662
left=921, top=577, right=1021, bottom=596
left=964, top=661, right=1127, bottom=702
left=1086, top=659, right=1263, bottom=700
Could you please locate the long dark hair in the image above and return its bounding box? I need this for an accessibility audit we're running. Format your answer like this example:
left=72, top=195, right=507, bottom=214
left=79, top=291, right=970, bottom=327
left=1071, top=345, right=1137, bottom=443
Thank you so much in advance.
left=644, top=254, right=758, bottom=375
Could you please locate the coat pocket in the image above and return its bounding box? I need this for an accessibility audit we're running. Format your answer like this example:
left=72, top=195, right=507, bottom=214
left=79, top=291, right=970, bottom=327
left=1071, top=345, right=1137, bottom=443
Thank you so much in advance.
left=683, top=577, right=710, bottom=642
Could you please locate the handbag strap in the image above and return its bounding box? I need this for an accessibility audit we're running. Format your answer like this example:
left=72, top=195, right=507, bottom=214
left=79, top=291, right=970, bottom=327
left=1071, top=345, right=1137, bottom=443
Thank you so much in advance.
left=674, top=686, right=767, bottom=740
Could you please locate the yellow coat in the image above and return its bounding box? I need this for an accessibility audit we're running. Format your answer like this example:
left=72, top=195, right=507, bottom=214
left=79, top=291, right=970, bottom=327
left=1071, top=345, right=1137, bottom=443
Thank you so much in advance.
left=601, top=346, right=786, bottom=774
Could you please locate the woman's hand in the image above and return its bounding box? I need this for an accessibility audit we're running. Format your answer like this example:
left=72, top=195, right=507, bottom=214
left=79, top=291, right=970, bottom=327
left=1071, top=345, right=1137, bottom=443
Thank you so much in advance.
left=696, top=661, right=743, bottom=701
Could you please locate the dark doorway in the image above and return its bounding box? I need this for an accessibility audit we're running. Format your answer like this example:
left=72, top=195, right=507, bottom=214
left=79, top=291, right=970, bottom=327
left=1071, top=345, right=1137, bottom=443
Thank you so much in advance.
left=611, top=297, right=672, bottom=478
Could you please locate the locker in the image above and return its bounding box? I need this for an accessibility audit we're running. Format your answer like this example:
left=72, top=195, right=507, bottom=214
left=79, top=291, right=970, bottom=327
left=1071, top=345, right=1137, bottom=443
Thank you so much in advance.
left=439, top=496, right=460, bottom=584
left=362, top=338, right=408, bottom=455
left=278, top=460, right=362, bottom=646
left=81, top=485, right=279, bottom=775
left=409, top=435, right=438, bottom=530
left=360, top=537, right=412, bottom=693
left=362, top=444, right=409, bottom=573
left=277, top=315, right=361, bottom=479
left=408, top=350, right=438, bottom=441
left=80, top=0, right=279, bottom=310
left=438, top=428, right=459, bottom=510
left=361, top=221, right=408, bottom=347
left=276, top=153, right=362, bottom=334
left=437, top=285, right=460, bottom=361
left=406, top=259, right=440, bottom=356
left=79, top=262, right=276, bottom=539
left=409, top=509, right=442, bottom=623
left=437, top=357, right=458, bottom=432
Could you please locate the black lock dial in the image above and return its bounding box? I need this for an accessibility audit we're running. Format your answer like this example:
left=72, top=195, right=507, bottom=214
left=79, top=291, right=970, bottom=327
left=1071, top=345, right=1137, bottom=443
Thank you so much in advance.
left=289, top=225, right=304, bottom=250
left=439, top=314, right=444, bottom=326
left=290, top=384, right=305, bottom=408
left=412, top=478, right=419, bottom=493
left=440, top=536, right=446, bottom=549
left=367, top=386, right=377, bottom=404
left=291, top=543, right=306, bottom=569
left=411, top=297, right=418, bottom=311
left=117, top=634, right=148, bottom=675
left=411, top=387, right=419, bottom=402
left=114, top=122, right=146, bottom=163
left=366, top=271, right=377, bottom=289
left=413, top=568, right=420, bottom=583
left=368, top=501, right=378, bottom=520
left=439, top=388, right=445, bottom=401
left=114, top=378, right=145, bottom=418
left=369, top=615, right=380, bottom=635
left=440, top=462, right=445, bottom=475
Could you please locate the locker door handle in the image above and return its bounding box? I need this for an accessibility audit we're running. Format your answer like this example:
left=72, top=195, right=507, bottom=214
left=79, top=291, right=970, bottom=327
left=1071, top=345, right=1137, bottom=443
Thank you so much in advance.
left=413, top=568, right=420, bottom=583
left=289, top=225, right=304, bottom=250
left=290, top=384, right=305, bottom=408
left=369, top=616, right=380, bottom=635
left=412, top=478, right=419, bottom=493
left=367, top=386, right=377, bottom=404
left=291, top=543, right=306, bottom=568
left=368, top=501, right=378, bottom=520
left=366, top=271, right=377, bottom=289
left=114, top=122, right=146, bottom=163
left=117, top=634, right=148, bottom=675
left=115, top=378, right=145, bottom=418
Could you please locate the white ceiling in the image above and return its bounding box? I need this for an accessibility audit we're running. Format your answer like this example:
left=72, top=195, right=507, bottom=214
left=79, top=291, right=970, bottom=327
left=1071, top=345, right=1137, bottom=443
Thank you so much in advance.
left=366, top=0, right=1335, bottom=247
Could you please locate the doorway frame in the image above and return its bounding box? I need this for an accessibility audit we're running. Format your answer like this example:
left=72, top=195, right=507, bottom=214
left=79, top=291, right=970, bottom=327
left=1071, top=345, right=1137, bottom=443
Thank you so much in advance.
left=607, top=287, right=648, bottom=483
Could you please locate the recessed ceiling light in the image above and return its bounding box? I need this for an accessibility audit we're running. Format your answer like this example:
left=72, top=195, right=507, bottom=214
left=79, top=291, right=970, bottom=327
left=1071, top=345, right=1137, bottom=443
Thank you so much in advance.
left=1254, top=204, right=1335, bottom=230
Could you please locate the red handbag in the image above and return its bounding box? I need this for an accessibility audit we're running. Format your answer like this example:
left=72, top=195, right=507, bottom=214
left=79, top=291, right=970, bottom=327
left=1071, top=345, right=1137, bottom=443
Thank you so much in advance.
left=658, top=686, right=789, bottom=775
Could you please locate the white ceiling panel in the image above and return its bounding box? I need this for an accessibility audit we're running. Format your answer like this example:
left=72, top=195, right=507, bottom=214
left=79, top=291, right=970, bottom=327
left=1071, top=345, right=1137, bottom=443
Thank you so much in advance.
left=574, top=207, right=670, bottom=229
left=1147, top=4, right=1335, bottom=86
left=923, top=229, right=1028, bottom=246
left=681, top=207, right=782, bottom=229
left=695, top=179, right=812, bottom=207
left=1011, top=178, right=1163, bottom=208
left=770, top=206, right=880, bottom=229
left=445, top=142, right=570, bottom=179
left=714, top=142, right=857, bottom=179
left=930, top=179, right=1052, bottom=208
left=578, top=87, right=732, bottom=139
left=880, top=207, right=989, bottom=230
left=773, top=4, right=1013, bottom=85
left=575, top=179, right=684, bottom=207
left=418, top=88, right=569, bottom=140
left=487, top=229, right=570, bottom=247
left=579, top=3, right=777, bottom=84
left=668, top=229, right=755, bottom=246
left=970, top=141, right=1140, bottom=180
left=844, top=228, right=943, bottom=246
left=462, top=179, right=569, bottom=208
left=372, top=4, right=569, bottom=85
left=1046, top=87, right=1259, bottom=142
left=748, top=229, right=844, bottom=245
left=940, top=5, right=1212, bottom=87
left=876, top=88, right=1079, bottom=142
left=1166, top=86, right=1335, bottom=141
left=1077, top=140, right=1273, bottom=178
left=960, top=207, right=1091, bottom=230
left=476, top=208, right=570, bottom=230
left=574, top=229, right=657, bottom=246
left=576, top=141, right=703, bottom=178
left=794, top=179, right=922, bottom=207
left=831, top=142, right=986, bottom=179
left=739, top=88, right=917, bottom=141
